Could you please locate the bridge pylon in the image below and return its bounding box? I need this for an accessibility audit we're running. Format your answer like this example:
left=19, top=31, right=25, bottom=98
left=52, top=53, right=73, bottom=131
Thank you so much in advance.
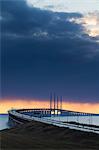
left=50, top=93, right=63, bottom=116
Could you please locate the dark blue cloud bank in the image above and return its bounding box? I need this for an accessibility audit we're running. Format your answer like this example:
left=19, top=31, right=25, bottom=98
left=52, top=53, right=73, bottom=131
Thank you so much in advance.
left=1, top=0, right=99, bottom=102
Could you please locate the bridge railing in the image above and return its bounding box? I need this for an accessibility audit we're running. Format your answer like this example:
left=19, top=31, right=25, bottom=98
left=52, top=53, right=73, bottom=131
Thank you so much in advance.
left=9, top=109, right=99, bottom=134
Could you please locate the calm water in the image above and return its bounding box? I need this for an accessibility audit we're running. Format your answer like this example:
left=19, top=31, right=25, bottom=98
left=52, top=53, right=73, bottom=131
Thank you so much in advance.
left=46, top=116, right=99, bottom=126
left=0, top=114, right=99, bottom=131
left=0, top=114, right=9, bottom=130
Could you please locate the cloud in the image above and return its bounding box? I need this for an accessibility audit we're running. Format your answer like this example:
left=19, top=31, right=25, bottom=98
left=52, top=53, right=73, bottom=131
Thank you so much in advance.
left=1, top=0, right=99, bottom=102
left=26, top=0, right=99, bottom=13
left=1, top=0, right=99, bottom=58
left=68, top=12, right=99, bottom=39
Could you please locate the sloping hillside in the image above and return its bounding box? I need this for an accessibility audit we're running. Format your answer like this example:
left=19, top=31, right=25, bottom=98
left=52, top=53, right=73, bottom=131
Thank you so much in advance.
left=0, top=121, right=99, bottom=150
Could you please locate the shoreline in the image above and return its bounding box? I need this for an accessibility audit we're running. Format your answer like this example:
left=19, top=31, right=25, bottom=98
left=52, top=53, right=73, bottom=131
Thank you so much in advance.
left=0, top=120, right=99, bottom=150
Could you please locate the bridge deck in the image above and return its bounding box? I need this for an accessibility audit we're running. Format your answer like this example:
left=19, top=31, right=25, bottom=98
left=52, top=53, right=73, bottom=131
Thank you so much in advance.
left=8, top=109, right=99, bottom=134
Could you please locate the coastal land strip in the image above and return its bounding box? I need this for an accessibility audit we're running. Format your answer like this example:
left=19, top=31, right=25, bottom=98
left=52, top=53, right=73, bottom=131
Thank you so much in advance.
left=0, top=120, right=99, bottom=150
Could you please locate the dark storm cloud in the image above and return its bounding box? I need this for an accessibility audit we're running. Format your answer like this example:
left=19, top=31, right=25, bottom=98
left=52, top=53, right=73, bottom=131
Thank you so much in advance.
left=1, top=0, right=99, bottom=102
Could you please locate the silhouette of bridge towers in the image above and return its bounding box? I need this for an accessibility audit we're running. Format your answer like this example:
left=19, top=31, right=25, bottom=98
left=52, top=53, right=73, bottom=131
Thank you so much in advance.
left=8, top=93, right=98, bottom=131
left=50, top=93, right=62, bottom=116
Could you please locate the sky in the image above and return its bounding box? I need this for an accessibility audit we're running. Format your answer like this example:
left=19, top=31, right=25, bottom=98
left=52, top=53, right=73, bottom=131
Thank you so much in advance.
left=0, top=0, right=99, bottom=113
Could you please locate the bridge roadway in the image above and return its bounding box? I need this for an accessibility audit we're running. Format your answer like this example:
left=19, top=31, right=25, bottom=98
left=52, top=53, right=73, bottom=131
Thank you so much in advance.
left=8, top=109, right=99, bottom=134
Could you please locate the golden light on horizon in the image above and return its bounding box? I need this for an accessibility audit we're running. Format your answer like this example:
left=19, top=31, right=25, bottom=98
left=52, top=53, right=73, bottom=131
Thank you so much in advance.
left=0, top=99, right=99, bottom=114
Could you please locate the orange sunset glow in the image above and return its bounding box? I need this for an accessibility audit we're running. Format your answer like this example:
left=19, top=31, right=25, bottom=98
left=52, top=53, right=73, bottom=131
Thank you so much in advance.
left=0, top=99, right=99, bottom=114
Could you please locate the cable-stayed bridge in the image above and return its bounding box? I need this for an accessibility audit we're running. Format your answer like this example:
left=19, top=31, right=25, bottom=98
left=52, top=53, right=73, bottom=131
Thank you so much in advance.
left=8, top=93, right=99, bottom=134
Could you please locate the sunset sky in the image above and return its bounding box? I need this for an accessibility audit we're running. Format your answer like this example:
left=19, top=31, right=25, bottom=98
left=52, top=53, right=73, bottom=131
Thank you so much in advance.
left=1, top=0, right=99, bottom=113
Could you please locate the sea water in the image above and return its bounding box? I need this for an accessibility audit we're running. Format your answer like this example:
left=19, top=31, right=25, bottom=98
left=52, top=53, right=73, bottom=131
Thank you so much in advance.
left=0, top=114, right=9, bottom=130
left=0, top=114, right=99, bottom=131
left=46, top=115, right=99, bottom=126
